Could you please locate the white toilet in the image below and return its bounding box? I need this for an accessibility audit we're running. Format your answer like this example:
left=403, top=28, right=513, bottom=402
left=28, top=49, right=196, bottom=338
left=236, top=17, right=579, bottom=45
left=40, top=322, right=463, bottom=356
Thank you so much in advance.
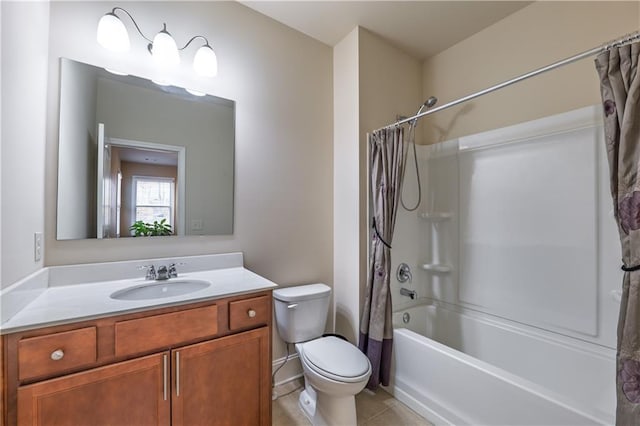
left=273, top=283, right=372, bottom=426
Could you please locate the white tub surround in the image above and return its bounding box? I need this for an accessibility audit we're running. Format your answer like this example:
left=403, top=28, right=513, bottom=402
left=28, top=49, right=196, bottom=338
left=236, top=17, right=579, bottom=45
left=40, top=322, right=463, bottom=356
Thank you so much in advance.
left=0, top=252, right=277, bottom=334
left=387, top=105, right=620, bottom=425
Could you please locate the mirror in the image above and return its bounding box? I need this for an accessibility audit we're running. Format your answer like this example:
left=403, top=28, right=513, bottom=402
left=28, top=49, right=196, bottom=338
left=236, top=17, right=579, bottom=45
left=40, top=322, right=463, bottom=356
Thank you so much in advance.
left=56, top=58, right=234, bottom=240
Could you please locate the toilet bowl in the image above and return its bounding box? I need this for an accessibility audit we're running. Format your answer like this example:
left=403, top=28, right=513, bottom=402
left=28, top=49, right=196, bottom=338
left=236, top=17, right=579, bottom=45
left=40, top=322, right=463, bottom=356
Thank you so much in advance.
left=296, top=336, right=371, bottom=425
left=272, top=284, right=372, bottom=426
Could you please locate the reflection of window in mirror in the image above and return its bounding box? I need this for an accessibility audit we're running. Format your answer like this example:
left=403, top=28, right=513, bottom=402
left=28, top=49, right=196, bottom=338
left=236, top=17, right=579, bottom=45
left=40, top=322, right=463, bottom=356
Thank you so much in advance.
left=132, top=176, right=175, bottom=235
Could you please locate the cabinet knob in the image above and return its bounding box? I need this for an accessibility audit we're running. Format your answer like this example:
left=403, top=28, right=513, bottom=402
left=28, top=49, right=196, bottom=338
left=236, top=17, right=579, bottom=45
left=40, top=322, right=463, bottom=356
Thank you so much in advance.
left=50, top=349, right=65, bottom=361
left=247, top=309, right=256, bottom=318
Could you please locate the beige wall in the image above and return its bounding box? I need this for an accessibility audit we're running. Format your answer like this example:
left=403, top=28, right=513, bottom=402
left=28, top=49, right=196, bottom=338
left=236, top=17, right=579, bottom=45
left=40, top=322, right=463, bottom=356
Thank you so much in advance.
left=1, top=1, right=50, bottom=288
left=333, top=27, right=422, bottom=343
left=1, top=0, right=335, bottom=371
left=422, top=1, right=640, bottom=145
left=44, top=1, right=333, bottom=293
left=358, top=27, right=423, bottom=324
left=333, top=28, right=360, bottom=343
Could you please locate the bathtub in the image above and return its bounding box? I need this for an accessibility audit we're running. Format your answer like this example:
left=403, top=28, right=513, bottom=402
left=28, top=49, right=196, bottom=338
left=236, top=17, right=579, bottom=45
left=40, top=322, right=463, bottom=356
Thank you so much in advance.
left=385, top=303, right=616, bottom=425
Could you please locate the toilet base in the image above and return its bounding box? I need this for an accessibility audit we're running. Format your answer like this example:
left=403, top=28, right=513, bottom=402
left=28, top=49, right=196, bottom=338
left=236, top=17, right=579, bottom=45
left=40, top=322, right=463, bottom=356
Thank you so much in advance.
left=298, top=384, right=357, bottom=426
left=298, top=386, right=316, bottom=421
left=314, top=392, right=357, bottom=426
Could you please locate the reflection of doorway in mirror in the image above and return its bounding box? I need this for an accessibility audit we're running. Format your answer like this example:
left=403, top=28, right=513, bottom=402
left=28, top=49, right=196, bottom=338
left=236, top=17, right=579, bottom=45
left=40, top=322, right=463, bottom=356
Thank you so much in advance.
left=99, top=133, right=186, bottom=237
left=116, top=171, right=122, bottom=238
left=96, top=123, right=112, bottom=239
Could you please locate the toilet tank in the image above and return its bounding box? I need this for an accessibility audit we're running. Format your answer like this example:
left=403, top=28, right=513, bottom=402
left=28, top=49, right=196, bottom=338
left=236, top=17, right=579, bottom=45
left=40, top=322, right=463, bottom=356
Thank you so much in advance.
left=273, top=283, right=331, bottom=343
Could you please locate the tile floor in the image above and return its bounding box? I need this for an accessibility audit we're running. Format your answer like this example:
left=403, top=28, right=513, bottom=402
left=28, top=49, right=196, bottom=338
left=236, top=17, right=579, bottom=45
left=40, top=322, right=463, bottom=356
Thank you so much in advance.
left=272, top=379, right=433, bottom=426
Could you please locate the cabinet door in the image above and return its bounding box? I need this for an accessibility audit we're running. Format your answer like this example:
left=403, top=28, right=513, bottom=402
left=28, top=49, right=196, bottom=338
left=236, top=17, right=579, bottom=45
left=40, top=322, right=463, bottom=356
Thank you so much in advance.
left=18, top=352, right=170, bottom=426
left=172, top=327, right=270, bottom=426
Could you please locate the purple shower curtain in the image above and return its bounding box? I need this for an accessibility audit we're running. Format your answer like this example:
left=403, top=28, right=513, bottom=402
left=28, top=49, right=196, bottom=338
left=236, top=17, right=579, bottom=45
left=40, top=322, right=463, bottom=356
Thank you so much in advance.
left=595, top=41, right=640, bottom=424
left=359, top=127, right=404, bottom=389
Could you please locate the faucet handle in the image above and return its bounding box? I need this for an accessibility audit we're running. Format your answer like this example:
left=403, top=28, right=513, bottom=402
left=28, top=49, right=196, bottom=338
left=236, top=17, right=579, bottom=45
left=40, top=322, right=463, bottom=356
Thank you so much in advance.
left=168, top=262, right=185, bottom=278
left=138, top=265, right=156, bottom=280
left=168, top=263, right=178, bottom=278
left=397, top=263, right=412, bottom=283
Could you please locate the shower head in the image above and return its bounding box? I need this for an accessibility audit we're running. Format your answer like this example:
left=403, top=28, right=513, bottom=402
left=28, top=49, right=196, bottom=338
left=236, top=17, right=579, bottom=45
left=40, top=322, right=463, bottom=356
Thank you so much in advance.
left=411, top=96, right=438, bottom=123
left=396, top=96, right=439, bottom=125
left=423, top=96, right=438, bottom=109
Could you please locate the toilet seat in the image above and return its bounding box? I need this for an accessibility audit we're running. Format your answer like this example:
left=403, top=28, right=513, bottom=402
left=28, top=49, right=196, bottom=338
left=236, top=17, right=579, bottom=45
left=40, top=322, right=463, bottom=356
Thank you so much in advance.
left=298, top=336, right=371, bottom=383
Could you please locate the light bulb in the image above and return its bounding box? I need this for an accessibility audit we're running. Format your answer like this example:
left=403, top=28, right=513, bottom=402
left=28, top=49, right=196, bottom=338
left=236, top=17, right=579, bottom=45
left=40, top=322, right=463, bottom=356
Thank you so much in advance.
left=97, top=12, right=130, bottom=52
left=104, top=68, right=128, bottom=76
left=150, top=26, right=180, bottom=67
left=193, top=44, right=218, bottom=77
left=151, top=79, right=171, bottom=86
left=185, top=88, right=206, bottom=97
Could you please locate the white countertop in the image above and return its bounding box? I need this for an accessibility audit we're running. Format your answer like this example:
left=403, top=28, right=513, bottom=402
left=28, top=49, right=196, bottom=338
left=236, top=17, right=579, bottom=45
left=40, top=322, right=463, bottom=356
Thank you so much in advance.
left=1, top=254, right=278, bottom=334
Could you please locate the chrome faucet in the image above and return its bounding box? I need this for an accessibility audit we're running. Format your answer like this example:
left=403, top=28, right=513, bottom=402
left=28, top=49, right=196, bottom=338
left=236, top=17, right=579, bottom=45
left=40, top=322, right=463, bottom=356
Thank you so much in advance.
left=156, top=265, right=169, bottom=280
left=140, top=263, right=181, bottom=281
left=400, top=287, right=417, bottom=300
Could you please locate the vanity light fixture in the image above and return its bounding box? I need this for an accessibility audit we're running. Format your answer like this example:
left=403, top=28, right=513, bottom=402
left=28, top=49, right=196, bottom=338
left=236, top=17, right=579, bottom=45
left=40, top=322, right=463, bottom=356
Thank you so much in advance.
left=97, top=7, right=218, bottom=77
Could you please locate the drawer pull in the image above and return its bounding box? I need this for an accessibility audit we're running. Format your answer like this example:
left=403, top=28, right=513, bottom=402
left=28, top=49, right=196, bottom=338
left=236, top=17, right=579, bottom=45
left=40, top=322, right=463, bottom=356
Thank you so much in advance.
left=247, top=309, right=257, bottom=318
left=163, top=354, right=168, bottom=401
left=50, top=349, right=65, bottom=361
left=176, top=351, right=181, bottom=397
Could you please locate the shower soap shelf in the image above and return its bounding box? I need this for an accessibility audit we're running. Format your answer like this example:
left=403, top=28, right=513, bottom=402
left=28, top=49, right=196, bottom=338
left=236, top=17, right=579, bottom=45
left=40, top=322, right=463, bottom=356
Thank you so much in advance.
left=421, top=264, right=452, bottom=273
left=419, top=212, right=452, bottom=221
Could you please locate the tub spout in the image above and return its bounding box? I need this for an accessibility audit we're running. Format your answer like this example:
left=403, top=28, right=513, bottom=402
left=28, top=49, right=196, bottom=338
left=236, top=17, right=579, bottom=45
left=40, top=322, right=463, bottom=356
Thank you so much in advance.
left=400, top=288, right=417, bottom=300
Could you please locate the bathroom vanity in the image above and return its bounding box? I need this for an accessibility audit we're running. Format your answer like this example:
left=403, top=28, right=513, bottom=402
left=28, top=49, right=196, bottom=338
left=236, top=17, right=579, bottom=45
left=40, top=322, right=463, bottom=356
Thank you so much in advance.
left=0, top=253, right=275, bottom=426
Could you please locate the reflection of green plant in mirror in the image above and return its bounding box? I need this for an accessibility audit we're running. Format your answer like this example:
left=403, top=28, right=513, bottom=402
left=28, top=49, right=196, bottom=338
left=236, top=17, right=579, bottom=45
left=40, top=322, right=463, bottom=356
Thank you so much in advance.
left=129, top=219, right=172, bottom=237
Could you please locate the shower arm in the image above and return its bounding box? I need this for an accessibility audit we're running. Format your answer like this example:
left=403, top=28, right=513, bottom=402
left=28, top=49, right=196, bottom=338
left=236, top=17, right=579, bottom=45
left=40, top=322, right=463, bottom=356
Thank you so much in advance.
left=374, top=30, right=640, bottom=133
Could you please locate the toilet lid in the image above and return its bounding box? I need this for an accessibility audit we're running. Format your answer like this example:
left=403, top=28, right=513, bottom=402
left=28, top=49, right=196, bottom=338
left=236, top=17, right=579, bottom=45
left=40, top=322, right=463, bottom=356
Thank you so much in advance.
left=300, top=337, right=371, bottom=382
left=273, top=283, right=331, bottom=302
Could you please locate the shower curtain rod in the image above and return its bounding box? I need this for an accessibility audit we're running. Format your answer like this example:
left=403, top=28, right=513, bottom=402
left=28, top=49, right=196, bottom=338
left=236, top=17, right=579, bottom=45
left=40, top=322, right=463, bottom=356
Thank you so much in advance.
left=375, top=30, right=640, bottom=133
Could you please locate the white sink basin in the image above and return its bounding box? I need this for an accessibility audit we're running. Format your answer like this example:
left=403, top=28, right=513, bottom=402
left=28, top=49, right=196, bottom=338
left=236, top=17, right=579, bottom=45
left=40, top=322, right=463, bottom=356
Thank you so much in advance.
left=110, top=279, right=211, bottom=301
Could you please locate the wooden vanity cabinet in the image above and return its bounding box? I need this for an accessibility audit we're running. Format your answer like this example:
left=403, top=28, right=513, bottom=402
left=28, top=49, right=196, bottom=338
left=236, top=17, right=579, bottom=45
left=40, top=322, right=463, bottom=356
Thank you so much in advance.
left=2, top=290, right=272, bottom=426
left=17, top=352, right=170, bottom=425
left=172, top=327, right=270, bottom=426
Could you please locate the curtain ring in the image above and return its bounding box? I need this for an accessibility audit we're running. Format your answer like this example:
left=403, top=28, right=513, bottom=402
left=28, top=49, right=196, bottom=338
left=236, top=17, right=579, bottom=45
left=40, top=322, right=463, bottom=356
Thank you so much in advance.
left=621, top=263, right=640, bottom=272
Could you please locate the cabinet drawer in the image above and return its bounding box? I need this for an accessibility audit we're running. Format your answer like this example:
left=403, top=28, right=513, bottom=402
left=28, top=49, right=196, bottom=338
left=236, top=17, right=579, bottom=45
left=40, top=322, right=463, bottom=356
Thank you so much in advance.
left=115, top=304, right=218, bottom=357
left=229, top=295, right=270, bottom=331
left=18, top=327, right=97, bottom=381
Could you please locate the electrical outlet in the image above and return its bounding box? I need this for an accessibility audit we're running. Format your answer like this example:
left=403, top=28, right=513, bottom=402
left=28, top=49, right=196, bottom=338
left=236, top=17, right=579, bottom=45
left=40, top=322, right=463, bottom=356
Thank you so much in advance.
left=34, top=232, right=43, bottom=262
left=191, top=219, right=203, bottom=231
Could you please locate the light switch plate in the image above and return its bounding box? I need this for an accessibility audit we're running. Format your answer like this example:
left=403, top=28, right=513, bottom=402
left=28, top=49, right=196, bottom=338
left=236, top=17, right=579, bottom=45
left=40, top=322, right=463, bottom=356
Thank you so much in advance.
left=34, top=232, right=43, bottom=262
